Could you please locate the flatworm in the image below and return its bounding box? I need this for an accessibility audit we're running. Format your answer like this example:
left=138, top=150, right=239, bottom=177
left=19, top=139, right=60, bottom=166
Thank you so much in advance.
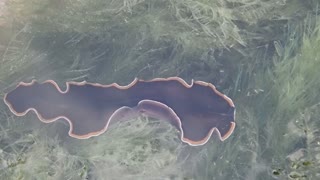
left=3, top=77, right=235, bottom=146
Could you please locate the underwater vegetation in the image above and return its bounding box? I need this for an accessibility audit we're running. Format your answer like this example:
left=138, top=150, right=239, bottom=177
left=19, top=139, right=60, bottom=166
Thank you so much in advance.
left=0, top=0, right=320, bottom=179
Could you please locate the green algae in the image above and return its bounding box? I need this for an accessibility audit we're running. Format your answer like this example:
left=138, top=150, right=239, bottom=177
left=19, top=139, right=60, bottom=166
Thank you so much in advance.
left=0, top=0, right=320, bottom=179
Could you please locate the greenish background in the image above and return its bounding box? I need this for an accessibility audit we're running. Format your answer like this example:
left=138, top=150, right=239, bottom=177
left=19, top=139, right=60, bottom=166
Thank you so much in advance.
left=0, top=0, right=319, bottom=179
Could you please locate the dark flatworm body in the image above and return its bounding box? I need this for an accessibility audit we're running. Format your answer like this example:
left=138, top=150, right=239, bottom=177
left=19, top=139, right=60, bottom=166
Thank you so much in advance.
left=3, top=77, right=235, bottom=146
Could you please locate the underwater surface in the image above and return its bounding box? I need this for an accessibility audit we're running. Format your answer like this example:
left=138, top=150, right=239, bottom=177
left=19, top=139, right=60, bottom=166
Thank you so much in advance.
left=0, top=0, right=320, bottom=179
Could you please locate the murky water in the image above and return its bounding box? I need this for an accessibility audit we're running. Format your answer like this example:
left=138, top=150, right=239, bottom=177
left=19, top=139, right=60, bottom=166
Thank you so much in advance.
left=0, top=1, right=319, bottom=179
